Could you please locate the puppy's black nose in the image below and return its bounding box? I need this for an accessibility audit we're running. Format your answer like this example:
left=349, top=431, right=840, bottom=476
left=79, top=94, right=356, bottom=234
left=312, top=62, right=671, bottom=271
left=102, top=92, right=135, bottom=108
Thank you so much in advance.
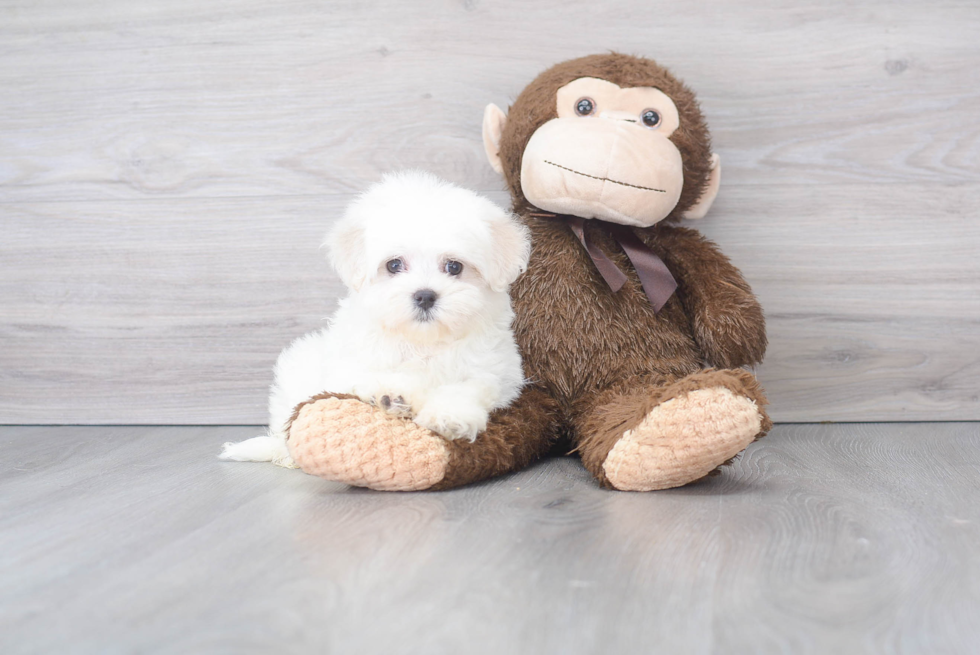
left=413, top=289, right=437, bottom=311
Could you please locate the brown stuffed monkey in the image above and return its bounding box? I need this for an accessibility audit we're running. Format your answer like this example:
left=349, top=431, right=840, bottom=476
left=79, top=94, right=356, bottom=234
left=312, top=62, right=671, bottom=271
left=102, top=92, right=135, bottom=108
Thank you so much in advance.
left=286, top=53, right=770, bottom=491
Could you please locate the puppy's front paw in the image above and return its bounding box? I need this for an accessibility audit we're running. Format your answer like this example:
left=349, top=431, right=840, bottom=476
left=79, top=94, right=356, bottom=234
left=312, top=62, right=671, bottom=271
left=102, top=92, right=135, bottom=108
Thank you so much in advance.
left=376, top=394, right=413, bottom=418
left=353, top=383, right=414, bottom=418
left=413, top=400, right=488, bottom=442
left=354, top=379, right=415, bottom=418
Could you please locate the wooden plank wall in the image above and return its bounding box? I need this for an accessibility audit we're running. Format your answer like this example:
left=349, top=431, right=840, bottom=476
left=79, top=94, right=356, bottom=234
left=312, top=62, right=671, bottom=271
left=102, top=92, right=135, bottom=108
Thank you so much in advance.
left=1, top=0, right=978, bottom=424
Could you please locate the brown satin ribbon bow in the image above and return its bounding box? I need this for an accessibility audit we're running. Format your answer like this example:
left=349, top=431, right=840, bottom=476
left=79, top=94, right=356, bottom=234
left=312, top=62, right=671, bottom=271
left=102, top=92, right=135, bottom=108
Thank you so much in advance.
left=530, top=212, right=678, bottom=313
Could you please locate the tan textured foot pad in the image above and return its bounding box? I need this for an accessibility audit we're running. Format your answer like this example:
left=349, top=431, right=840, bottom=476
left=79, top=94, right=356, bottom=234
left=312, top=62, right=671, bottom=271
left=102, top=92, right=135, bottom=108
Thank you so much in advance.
left=603, top=387, right=762, bottom=491
left=287, top=397, right=450, bottom=491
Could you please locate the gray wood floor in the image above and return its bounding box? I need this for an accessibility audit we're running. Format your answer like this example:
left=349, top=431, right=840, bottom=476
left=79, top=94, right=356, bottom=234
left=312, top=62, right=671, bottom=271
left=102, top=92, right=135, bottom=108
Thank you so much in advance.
left=2, top=424, right=978, bottom=654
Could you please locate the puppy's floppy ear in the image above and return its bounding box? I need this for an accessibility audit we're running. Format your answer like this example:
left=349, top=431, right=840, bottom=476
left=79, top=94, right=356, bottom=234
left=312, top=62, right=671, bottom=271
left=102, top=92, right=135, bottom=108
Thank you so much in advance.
left=325, top=217, right=368, bottom=292
left=483, top=212, right=531, bottom=292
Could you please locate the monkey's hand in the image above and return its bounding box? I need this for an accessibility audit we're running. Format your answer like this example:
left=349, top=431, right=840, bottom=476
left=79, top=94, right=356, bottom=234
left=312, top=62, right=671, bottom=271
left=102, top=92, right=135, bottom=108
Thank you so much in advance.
left=688, top=280, right=767, bottom=369
left=652, top=226, right=767, bottom=368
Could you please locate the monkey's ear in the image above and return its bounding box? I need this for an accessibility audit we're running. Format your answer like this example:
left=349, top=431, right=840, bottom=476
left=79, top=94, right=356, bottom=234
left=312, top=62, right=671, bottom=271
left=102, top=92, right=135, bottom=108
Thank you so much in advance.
left=325, top=219, right=369, bottom=292
left=484, top=213, right=531, bottom=292
left=482, top=104, right=507, bottom=175
left=682, top=153, right=721, bottom=220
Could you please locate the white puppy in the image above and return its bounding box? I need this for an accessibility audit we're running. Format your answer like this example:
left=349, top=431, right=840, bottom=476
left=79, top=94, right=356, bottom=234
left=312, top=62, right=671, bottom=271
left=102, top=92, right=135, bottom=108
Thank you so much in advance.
left=220, top=171, right=531, bottom=467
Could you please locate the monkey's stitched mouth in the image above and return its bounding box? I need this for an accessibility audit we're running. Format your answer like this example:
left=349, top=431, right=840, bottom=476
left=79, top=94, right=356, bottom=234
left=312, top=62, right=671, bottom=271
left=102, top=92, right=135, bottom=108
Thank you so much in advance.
left=543, top=160, right=666, bottom=193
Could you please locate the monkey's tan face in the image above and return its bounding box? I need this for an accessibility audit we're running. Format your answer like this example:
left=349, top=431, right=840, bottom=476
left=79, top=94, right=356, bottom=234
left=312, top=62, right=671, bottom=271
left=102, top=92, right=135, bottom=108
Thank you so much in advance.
left=520, top=77, right=684, bottom=227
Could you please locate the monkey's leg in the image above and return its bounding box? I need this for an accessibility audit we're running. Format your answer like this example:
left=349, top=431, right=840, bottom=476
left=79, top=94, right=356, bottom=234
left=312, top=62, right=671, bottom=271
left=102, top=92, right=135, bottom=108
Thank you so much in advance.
left=285, top=386, right=562, bottom=491
left=573, top=369, right=771, bottom=491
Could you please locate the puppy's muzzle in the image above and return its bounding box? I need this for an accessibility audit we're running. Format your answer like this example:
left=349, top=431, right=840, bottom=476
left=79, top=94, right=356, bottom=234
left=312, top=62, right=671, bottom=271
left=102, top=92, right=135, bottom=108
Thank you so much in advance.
left=413, top=288, right=438, bottom=314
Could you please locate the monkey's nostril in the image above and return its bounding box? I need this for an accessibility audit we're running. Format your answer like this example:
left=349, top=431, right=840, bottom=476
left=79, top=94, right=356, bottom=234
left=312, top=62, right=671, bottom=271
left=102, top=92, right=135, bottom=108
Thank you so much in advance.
left=413, top=289, right=437, bottom=311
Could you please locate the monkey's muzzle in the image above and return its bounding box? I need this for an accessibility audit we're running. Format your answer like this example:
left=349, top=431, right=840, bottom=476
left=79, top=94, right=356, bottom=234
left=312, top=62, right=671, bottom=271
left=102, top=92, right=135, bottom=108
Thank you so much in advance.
left=520, top=118, right=684, bottom=227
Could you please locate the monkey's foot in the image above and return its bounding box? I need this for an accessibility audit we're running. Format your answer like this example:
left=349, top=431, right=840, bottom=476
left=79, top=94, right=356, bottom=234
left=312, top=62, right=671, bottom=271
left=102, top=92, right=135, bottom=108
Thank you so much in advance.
left=602, top=386, right=763, bottom=491
left=287, top=395, right=449, bottom=491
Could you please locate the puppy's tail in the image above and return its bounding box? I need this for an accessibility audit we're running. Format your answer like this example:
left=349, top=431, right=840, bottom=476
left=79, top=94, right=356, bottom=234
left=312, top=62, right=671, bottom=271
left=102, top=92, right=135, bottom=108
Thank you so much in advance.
left=219, top=434, right=297, bottom=468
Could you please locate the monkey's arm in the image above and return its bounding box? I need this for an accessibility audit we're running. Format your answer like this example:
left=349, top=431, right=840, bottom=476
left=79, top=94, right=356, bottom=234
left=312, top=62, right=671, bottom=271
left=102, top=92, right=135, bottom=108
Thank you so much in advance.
left=653, top=226, right=767, bottom=368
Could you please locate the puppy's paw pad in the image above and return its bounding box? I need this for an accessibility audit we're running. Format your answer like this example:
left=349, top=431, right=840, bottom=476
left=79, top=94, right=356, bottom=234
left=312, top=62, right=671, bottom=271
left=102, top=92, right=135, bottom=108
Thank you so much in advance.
left=378, top=394, right=413, bottom=417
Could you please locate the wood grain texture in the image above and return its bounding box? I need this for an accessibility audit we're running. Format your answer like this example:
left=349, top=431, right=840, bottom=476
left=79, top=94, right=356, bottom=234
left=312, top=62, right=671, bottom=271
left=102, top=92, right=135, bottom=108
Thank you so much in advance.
left=3, top=184, right=977, bottom=423
left=1, top=0, right=978, bottom=199
left=1, top=423, right=978, bottom=653
left=1, top=0, right=979, bottom=423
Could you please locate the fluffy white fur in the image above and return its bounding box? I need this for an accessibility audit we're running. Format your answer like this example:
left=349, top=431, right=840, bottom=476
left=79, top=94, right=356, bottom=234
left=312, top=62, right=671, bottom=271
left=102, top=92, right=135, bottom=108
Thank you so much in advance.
left=220, top=171, right=531, bottom=467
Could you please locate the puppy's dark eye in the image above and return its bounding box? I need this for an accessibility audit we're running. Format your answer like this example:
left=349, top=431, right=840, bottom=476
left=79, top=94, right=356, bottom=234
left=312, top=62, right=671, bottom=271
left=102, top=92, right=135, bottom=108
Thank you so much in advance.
left=575, top=97, right=595, bottom=116
left=386, top=259, right=404, bottom=274
left=641, top=109, right=661, bottom=128
left=444, top=260, right=463, bottom=276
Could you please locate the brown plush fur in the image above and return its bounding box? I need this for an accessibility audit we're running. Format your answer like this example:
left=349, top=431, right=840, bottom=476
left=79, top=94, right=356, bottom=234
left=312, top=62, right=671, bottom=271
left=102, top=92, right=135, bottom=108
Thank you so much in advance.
left=512, top=216, right=767, bottom=407
left=432, top=385, right=564, bottom=491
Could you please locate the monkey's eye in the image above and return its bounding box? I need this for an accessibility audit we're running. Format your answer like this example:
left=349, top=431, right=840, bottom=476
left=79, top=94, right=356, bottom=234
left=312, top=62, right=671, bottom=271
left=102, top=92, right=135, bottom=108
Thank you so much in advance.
left=575, top=97, right=595, bottom=116
left=386, top=258, right=404, bottom=274
left=444, top=260, right=463, bottom=276
left=641, top=109, right=662, bottom=128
